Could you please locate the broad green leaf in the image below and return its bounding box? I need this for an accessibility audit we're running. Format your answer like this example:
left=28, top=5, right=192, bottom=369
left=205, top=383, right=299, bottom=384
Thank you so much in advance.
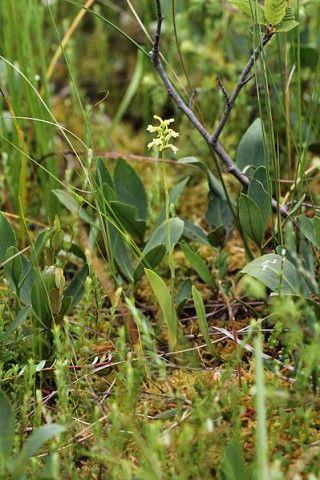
left=192, top=286, right=217, bottom=356
left=102, top=183, right=117, bottom=203
left=275, top=6, right=298, bottom=32
left=248, top=179, right=271, bottom=227
left=206, top=191, right=234, bottom=231
left=228, top=0, right=265, bottom=22
left=114, top=158, right=148, bottom=221
left=108, top=201, right=146, bottom=241
left=296, top=215, right=320, bottom=249
left=95, top=157, right=114, bottom=189
left=12, top=424, right=65, bottom=480
left=276, top=18, right=299, bottom=32
left=143, top=217, right=184, bottom=256
left=236, top=119, right=266, bottom=171
left=239, top=194, right=264, bottom=247
left=145, top=269, right=177, bottom=350
left=183, top=221, right=210, bottom=246
left=252, top=165, right=270, bottom=195
left=0, top=213, right=16, bottom=264
left=241, top=254, right=312, bottom=296
left=264, top=0, right=286, bottom=25
left=108, top=225, right=134, bottom=282
left=181, top=243, right=213, bottom=286
left=0, top=391, right=15, bottom=466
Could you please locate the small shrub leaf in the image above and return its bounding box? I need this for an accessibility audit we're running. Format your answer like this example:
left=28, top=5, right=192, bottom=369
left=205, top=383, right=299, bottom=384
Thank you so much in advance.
left=264, top=0, right=286, bottom=25
left=241, top=254, right=312, bottom=296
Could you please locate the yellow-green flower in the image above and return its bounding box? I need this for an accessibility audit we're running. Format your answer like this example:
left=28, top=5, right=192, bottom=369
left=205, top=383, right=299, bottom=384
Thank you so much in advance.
left=147, top=115, right=179, bottom=154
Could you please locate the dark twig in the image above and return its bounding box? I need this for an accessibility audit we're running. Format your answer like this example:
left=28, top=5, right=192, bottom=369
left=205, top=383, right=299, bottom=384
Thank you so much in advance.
left=242, top=73, right=255, bottom=87
left=188, top=89, right=198, bottom=109
left=150, top=1, right=288, bottom=218
left=217, top=77, right=231, bottom=109
left=212, top=32, right=274, bottom=143
left=151, top=0, right=163, bottom=65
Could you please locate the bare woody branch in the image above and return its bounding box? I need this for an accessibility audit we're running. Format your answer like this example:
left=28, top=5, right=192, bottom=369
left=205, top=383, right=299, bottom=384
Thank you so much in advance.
left=212, top=32, right=274, bottom=143
left=150, top=1, right=288, bottom=218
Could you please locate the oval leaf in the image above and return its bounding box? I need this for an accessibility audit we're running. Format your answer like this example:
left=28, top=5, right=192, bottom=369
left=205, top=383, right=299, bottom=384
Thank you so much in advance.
left=239, top=194, right=264, bottom=247
left=236, top=119, right=265, bottom=171
left=241, top=254, right=312, bottom=297
left=143, top=217, right=184, bottom=256
left=264, top=0, right=286, bottom=25
left=114, top=158, right=148, bottom=221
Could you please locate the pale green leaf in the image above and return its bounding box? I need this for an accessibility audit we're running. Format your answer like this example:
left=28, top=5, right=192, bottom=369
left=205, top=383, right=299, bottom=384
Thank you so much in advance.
left=241, top=254, right=312, bottom=296
left=181, top=243, right=213, bottom=286
left=145, top=269, right=177, bottom=350
left=228, top=0, right=265, bottom=22
left=264, top=0, right=286, bottom=25
left=239, top=194, right=264, bottom=247
left=143, top=218, right=184, bottom=256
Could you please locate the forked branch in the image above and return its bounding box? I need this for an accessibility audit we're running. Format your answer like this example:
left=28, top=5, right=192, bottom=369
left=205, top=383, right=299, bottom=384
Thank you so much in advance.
left=150, top=0, right=288, bottom=219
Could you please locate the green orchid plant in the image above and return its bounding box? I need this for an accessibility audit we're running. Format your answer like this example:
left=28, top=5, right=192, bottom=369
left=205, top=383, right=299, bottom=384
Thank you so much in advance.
left=147, top=115, right=179, bottom=155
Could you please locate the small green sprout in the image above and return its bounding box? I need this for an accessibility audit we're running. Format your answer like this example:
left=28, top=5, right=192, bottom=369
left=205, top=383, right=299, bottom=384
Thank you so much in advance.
left=147, top=115, right=179, bottom=154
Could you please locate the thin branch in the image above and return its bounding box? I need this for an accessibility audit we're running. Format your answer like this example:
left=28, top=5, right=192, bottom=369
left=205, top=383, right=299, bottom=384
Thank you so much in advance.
left=212, top=32, right=274, bottom=143
left=217, top=77, right=231, bottom=109
left=151, top=0, right=163, bottom=64
left=150, top=1, right=288, bottom=218
left=188, top=89, right=198, bottom=109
